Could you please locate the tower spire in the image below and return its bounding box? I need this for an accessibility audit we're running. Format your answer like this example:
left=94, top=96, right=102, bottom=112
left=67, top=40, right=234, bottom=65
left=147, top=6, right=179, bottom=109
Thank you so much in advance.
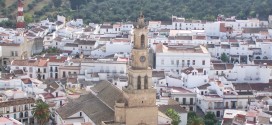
left=134, top=12, right=146, bottom=29
left=16, top=0, right=25, bottom=30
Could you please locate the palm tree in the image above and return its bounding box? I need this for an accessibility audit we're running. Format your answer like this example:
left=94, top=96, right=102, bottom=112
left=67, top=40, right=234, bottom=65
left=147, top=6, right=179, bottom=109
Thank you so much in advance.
left=188, top=116, right=204, bottom=125
left=32, top=100, right=50, bottom=125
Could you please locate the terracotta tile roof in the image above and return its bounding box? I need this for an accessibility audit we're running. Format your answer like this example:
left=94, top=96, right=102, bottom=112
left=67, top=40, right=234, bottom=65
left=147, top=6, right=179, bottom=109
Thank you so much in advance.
left=75, top=39, right=96, bottom=45
left=48, top=56, right=67, bottom=63
left=253, top=60, right=272, bottom=66
left=37, top=59, right=48, bottom=67
left=243, top=28, right=267, bottom=34
left=64, top=43, right=78, bottom=47
left=11, top=59, right=48, bottom=67
left=45, top=82, right=60, bottom=93
left=194, top=36, right=206, bottom=40
left=0, top=43, right=20, bottom=46
left=229, top=39, right=238, bottom=43
left=12, top=60, right=37, bottom=66
left=152, top=71, right=165, bottom=78
left=213, top=63, right=234, bottom=70
left=91, top=80, right=123, bottom=109
left=56, top=93, right=114, bottom=124
left=233, top=83, right=252, bottom=91
left=100, top=24, right=113, bottom=29
left=84, top=26, right=95, bottom=32
left=0, top=98, right=35, bottom=107
left=226, top=64, right=234, bottom=69
left=249, top=83, right=272, bottom=91
left=197, top=83, right=210, bottom=90
left=41, top=93, right=55, bottom=99
left=54, top=36, right=63, bottom=42
left=21, top=78, right=32, bottom=84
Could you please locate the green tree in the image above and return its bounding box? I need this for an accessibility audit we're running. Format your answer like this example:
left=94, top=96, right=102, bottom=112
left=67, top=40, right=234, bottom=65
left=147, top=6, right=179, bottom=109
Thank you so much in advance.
left=204, top=112, right=217, bottom=125
left=188, top=111, right=197, bottom=120
left=32, top=100, right=50, bottom=125
left=221, top=53, right=229, bottom=62
left=188, top=116, right=204, bottom=125
left=53, top=0, right=62, bottom=8
left=165, top=108, right=181, bottom=125
left=0, top=0, right=5, bottom=8
left=0, top=20, right=16, bottom=28
left=24, top=13, right=33, bottom=25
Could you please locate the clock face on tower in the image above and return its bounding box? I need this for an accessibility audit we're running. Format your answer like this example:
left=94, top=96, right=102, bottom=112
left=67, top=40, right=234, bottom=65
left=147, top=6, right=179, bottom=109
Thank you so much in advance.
left=140, top=56, right=146, bottom=62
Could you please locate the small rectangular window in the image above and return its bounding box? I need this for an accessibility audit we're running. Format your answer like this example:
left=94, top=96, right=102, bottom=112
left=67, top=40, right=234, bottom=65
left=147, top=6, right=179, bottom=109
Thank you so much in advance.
left=183, top=98, right=186, bottom=105
left=187, top=60, right=190, bottom=66
left=175, top=98, right=179, bottom=102
left=202, top=60, right=205, bottom=65
left=161, top=59, right=164, bottom=65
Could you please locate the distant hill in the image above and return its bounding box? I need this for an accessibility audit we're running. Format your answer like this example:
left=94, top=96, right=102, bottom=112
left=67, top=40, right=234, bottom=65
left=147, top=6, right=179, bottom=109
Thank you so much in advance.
left=1, top=0, right=272, bottom=24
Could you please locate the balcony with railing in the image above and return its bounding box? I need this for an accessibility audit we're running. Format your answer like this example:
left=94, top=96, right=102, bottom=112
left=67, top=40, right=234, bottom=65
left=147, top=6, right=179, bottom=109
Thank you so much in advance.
left=244, top=77, right=260, bottom=81
left=253, top=52, right=262, bottom=55
left=214, top=102, right=224, bottom=109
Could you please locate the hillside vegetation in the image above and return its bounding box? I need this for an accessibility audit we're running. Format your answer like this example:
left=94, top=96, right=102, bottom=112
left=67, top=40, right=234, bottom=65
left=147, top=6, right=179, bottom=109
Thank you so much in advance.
left=1, top=0, right=272, bottom=25
left=68, top=0, right=272, bottom=23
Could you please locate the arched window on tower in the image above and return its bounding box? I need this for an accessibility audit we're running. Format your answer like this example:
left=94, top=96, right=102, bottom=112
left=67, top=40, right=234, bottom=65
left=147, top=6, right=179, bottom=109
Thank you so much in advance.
left=144, top=75, right=148, bottom=89
left=141, top=35, right=145, bottom=48
left=137, top=76, right=141, bottom=89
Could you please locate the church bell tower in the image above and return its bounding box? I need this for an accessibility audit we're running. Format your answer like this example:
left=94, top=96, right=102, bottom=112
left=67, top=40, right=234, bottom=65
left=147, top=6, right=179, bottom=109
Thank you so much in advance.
left=114, top=13, right=158, bottom=125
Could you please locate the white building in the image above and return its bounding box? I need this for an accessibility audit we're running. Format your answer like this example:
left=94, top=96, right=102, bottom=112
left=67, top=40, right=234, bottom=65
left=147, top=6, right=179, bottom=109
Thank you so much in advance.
left=10, top=58, right=49, bottom=80
left=225, top=64, right=270, bottom=83
left=40, top=81, right=67, bottom=109
left=79, top=59, right=127, bottom=81
left=0, top=90, right=35, bottom=124
left=48, top=56, right=68, bottom=79
left=172, top=16, right=205, bottom=30
left=155, top=44, right=211, bottom=74
left=91, top=38, right=131, bottom=58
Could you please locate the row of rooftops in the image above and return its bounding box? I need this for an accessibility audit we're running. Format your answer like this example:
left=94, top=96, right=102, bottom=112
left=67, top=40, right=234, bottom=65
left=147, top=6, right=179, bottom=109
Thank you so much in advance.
left=10, top=55, right=128, bottom=67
